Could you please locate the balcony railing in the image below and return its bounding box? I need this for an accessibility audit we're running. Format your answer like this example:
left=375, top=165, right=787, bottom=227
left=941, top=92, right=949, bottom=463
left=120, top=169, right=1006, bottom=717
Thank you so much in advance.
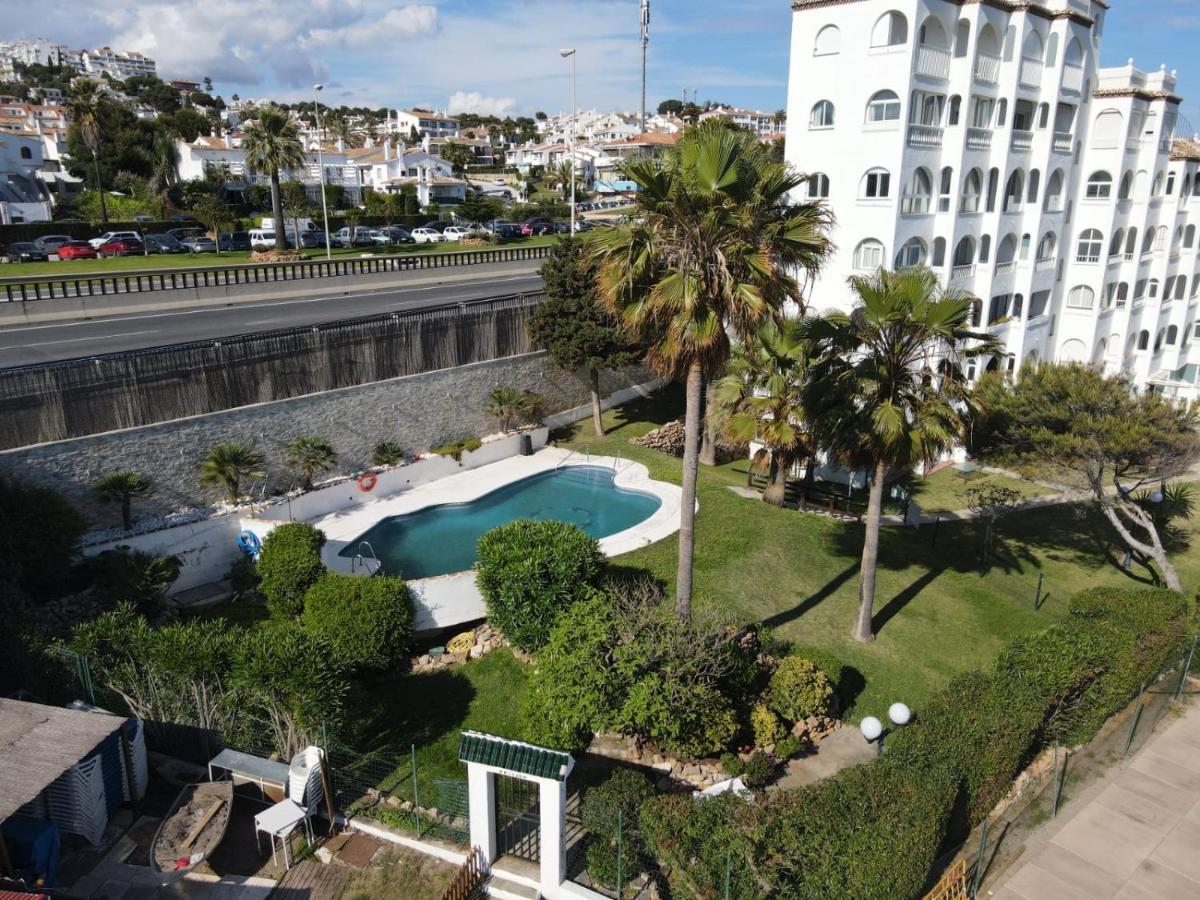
left=951, top=264, right=976, bottom=280
left=1036, top=257, right=1056, bottom=271
left=1062, top=64, right=1085, bottom=94
left=915, top=44, right=952, bottom=80
left=966, top=127, right=993, bottom=151
left=1011, top=130, right=1034, bottom=152
left=900, top=195, right=932, bottom=215
left=995, top=260, right=1017, bottom=275
left=1052, top=132, right=1073, bottom=154
left=1126, top=136, right=1143, bottom=152
left=975, top=53, right=1001, bottom=85
left=907, top=124, right=944, bottom=149
left=1019, top=58, right=1044, bottom=88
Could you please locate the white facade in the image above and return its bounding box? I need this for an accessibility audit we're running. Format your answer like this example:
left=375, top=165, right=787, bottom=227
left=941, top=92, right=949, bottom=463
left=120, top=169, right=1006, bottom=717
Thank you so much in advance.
left=784, top=0, right=1200, bottom=401
left=392, top=109, right=459, bottom=139
left=0, top=39, right=70, bottom=81
left=0, top=132, right=52, bottom=223
left=699, top=105, right=782, bottom=138
left=81, top=47, right=157, bottom=81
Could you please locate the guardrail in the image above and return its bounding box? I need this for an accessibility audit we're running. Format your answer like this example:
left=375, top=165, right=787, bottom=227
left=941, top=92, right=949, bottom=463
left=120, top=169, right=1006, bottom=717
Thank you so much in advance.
left=0, top=244, right=553, bottom=303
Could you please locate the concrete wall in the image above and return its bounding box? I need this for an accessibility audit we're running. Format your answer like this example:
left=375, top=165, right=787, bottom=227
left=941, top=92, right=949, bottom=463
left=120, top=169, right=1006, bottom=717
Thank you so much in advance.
left=0, top=353, right=656, bottom=532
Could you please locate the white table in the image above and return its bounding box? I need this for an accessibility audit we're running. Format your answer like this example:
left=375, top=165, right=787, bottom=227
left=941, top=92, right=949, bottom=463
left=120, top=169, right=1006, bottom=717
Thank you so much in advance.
left=253, top=800, right=311, bottom=869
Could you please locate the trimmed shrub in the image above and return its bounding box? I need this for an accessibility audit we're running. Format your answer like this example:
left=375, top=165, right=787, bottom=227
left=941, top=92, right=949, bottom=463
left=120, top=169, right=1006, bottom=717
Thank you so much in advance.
left=768, top=656, right=835, bottom=722
left=581, top=769, right=654, bottom=887
left=476, top=519, right=606, bottom=651
left=788, top=644, right=847, bottom=706
left=750, top=703, right=785, bottom=747
left=258, top=523, right=327, bottom=618
left=301, top=573, right=415, bottom=671
left=622, top=676, right=739, bottom=758
left=430, top=438, right=483, bottom=463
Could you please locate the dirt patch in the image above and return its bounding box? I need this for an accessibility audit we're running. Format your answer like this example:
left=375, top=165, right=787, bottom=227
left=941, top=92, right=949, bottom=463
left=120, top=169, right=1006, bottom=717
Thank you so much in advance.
left=338, top=846, right=458, bottom=900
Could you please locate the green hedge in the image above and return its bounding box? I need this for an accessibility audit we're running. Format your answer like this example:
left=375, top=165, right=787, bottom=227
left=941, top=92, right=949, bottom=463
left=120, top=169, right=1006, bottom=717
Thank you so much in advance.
left=258, top=523, right=327, bottom=618
left=301, top=573, right=415, bottom=671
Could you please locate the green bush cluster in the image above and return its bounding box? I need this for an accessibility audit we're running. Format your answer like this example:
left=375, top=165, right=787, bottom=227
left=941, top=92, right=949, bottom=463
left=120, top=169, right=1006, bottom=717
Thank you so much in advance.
left=430, top=438, right=483, bottom=463
left=638, top=586, right=1192, bottom=898
left=767, top=656, right=835, bottom=722
left=258, top=523, right=327, bottom=618
left=750, top=703, right=785, bottom=747
left=521, top=580, right=755, bottom=757
left=476, top=520, right=606, bottom=651
left=580, top=769, right=654, bottom=887
left=301, top=573, right=416, bottom=672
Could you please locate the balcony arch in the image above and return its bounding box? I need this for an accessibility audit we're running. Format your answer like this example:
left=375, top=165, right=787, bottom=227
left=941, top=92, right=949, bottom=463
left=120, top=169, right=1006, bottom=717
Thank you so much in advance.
left=1003, top=169, right=1025, bottom=212
left=871, top=11, right=908, bottom=48
left=1037, top=231, right=1057, bottom=262
left=960, top=167, right=983, bottom=213
left=1044, top=168, right=1065, bottom=212
left=1022, top=30, right=1044, bottom=62
left=1065, top=36, right=1085, bottom=67
left=954, top=235, right=976, bottom=266
left=997, top=233, right=1019, bottom=266
left=902, top=167, right=933, bottom=214
left=918, top=15, right=950, bottom=49
left=896, top=237, right=928, bottom=269
left=1119, top=170, right=1133, bottom=200
left=954, top=19, right=970, bottom=58
left=1108, top=228, right=1124, bottom=257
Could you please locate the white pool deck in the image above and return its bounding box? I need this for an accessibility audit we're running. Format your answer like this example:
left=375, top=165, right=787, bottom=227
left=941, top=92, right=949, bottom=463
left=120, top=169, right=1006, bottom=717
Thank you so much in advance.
left=313, top=447, right=683, bottom=632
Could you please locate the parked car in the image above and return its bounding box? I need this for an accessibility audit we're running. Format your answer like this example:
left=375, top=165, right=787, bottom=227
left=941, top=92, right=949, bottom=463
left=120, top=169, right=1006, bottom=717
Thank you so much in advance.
left=144, top=234, right=186, bottom=254
left=4, top=242, right=49, bottom=262
left=573, top=219, right=593, bottom=233
left=248, top=229, right=280, bottom=250
left=56, top=241, right=98, bottom=261
left=382, top=225, right=415, bottom=244
left=97, top=237, right=144, bottom=257
left=366, top=229, right=395, bottom=246
left=181, top=235, right=217, bottom=254
left=218, top=231, right=252, bottom=252
left=442, top=225, right=475, bottom=242
left=166, top=227, right=204, bottom=243
left=520, top=217, right=554, bottom=236
left=410, top=227, right=444, bottom=244
left=484, top=220, right=522, bottom=239
left=298, top=231, right=327, bottom=250
left=422, top=220, right=453, bottom=233
left=89, top=230, right=142, bottom=250
left=334, top=226, right=374, bottom=248
left=33, top=234, right=74, bottom=253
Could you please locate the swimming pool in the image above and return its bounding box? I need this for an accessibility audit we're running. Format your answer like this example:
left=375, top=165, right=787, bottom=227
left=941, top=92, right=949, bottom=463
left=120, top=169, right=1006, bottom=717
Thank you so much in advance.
left=338, top=465, right=662, bottom=580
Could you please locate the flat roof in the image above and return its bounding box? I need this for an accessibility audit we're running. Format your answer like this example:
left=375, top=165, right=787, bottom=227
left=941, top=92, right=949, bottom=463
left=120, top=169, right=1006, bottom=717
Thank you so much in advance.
left=0, top=699, right=128, bottom=822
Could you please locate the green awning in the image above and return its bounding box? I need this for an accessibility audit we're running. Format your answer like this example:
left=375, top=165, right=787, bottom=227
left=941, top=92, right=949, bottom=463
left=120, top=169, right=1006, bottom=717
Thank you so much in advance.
left=458, top=731, right=573, bottom=781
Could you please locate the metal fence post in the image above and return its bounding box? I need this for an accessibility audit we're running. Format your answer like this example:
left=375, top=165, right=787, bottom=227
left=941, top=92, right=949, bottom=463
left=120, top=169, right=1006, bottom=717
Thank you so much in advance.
left=411, top=744, right=421, bottom=837
left=970, top=815, right=990, bottom=895
left=1052, top=747, right=1069, bottom=817
left=1174, top=636, right=1197, bottom=701
left=1034, top=573, right=1045, bottom=610
left=1124, top=682, right=1147, bottom=756
left=616, top=809, right=623, bottom=899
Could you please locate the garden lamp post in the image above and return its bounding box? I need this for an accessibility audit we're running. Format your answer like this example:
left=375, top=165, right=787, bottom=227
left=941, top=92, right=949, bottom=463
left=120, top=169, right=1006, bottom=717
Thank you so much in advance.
left=560, top=48, right=576, bottom=235
left=860, top=702, right=912, bottom=755
left=313, top=83, right=333, bottom=259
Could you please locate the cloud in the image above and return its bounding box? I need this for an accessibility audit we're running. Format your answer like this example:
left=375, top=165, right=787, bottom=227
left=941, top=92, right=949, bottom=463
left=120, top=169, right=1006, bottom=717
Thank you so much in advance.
left=447, top=91, right=517, bottom=118
left=305, top=6, right=438, bottom=49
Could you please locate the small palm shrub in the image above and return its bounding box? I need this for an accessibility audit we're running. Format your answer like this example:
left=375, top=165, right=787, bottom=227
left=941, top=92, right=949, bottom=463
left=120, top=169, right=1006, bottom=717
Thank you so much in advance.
left=286, top=436, right=337, bottom=492
left=199, top=442, right=265, bottom=504
left=258, top=523, right=327, bottom=618
left=484, top=387, right=545, bottom=432
left=768, top=657, right=834, bottom=722
left=92, top=470, right=152, bottom=531
left=371, top=441, right=407, bottom=467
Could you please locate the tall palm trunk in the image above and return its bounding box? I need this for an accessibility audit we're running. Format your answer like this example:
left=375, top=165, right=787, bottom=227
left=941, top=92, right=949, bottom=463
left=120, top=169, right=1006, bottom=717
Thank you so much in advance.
left=763, top=453, right=788, bottom=506
left=270, top=170, right=286, bottom=252
left=93, top=148, right=108, bottom=223
left=676, top=360, right=703, bottom=621
left=853, top=459, right=888, bottom=643
left=699, top=380, right=719, bottom=466
left=589, top=367, right=605, bottom=436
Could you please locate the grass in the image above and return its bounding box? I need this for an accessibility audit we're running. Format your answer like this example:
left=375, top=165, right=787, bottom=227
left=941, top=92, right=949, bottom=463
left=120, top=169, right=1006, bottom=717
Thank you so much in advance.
left=906, top=467, right=1056, bottom=515
left=0, top=234, right=561, bottom=280
left=339, top=846, right=457, bottom=900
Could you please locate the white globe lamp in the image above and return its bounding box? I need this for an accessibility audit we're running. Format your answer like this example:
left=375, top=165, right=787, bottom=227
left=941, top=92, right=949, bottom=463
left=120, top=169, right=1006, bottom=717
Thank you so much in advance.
left=1150, top=490, right=1164, bottom=504
left=888, top=702, right=912, bottom=726
left=860, top=716, right=884, bottom=742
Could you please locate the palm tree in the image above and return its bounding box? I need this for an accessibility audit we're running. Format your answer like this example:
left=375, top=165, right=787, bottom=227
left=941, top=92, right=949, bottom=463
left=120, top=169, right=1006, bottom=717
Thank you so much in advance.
left=772, top=109, right=787, bottom=131
left=68, top=81, right=110, bottom=223
left=241, top=107, right=305, bottom=252
left=803, top=267, right=996, bottom=643
left=553, top=160, right=574, bottom=201
left=92, top=471, right=152, bottom=531
left=199, top=442, right=266, bottom=505
left=485, top=387, right=529, bottom=433
left=589, top=122, right=833, bottom=620
left=286, top=436, right=337, bottom=492
left=148, top=125, right=180, bottom=198
left=714, top=320, right=816, bottom=507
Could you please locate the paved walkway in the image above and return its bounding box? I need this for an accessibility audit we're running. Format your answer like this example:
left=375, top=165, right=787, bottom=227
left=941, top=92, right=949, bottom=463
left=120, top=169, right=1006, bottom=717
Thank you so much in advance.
left=987, top=698, right=1200, bottom=899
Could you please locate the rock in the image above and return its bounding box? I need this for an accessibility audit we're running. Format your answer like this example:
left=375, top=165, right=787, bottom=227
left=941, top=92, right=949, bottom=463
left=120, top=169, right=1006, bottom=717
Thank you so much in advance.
left=469, top=645, right=483, bottom=659
left=385, top=795, right=402, bottom=808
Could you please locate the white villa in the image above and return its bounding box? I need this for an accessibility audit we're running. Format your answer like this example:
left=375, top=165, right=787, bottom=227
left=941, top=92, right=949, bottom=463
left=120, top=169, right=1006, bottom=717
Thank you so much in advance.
left=784, top=0, right=1200, bottom=402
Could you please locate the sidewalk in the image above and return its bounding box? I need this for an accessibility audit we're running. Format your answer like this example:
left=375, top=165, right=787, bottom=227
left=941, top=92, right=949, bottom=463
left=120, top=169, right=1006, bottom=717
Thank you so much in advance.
left=986, top=697, right=1200, bottom=899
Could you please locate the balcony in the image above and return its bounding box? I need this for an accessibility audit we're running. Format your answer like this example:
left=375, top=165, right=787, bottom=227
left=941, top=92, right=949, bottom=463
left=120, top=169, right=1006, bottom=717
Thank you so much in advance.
left=975, top=53, right=1001, bottom=85
left=1036, top=257, right=1056, bottom=271
left=900, top=195, right=931, bottom=216
left=995, top=260, right=1017, bottom=276
left=1019, top=58, right=1044, bottom=88
left=966, top=127, right=993, bottom=151
left=951, top=264, right=976, bottom=280
left=907, top=124, right=944, bottom=149
left=1062, top=64, right=1084, bottom=94
left=1011, top=130, right=1034, bottom=152
left=915, top=45, right=952, bottom=80
left=1052, top=132, right=1073, bottom=154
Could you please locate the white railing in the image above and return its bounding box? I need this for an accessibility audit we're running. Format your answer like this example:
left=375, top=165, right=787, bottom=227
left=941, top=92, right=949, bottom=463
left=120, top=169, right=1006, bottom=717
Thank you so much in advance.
left=1126, top=136, right=1143, bottom=151
left=907, top=124, right=944, bottom=149
left=1019, top=58, right=1044, bottom=88
left=1078, top=252, right=1102, bottom=264
left=951, top=264, right=975, bottom=280
left=900, top=195, right=932, bottom=215
left=1062, top=64, right=1085, bottom=94
left=966, top=127, right=993, bottom=151
left=975, top=53, right=1001, bottom=85
left=995, top=260, right=1017, bottom=275
left=1052, top=132, right=1073, bottom=154
left=1036, top=257, right=1056, bottom=271
left=915, top=44, right=952, bottom=80
left=1011, top=130, right=1034, bottom=152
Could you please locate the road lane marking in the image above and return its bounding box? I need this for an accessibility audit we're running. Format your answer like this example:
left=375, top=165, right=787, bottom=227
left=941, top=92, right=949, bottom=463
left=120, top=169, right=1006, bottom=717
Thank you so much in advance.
left=0, top=330, right=156, bottom=350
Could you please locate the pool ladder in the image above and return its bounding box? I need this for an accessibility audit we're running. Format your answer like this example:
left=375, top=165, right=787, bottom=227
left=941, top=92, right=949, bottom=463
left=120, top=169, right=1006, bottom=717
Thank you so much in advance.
left=556, top=445, right=590, bottom=469
left=351, top=540, right=384, bottom=576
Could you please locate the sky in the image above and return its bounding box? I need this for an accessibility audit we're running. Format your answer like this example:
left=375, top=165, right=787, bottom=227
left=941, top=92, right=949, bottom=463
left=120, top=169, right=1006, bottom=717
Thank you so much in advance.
left=2, top=0, right=1199, bottom=127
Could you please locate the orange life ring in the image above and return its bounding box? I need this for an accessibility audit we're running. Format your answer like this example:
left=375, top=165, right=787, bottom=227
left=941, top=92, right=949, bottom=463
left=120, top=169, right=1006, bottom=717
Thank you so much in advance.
left=357, top=471, right=379, bottom=493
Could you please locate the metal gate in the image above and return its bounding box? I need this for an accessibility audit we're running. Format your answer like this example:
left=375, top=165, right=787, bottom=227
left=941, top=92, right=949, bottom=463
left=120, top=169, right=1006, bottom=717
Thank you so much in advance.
left=495, top=774, right=540, bottom=862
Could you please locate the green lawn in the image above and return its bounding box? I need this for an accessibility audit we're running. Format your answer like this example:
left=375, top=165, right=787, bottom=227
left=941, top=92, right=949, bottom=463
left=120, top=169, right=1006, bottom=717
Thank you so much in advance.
left=907, top=467, right=1056, bottom=515
left=0, top=234, right=560, bottom=280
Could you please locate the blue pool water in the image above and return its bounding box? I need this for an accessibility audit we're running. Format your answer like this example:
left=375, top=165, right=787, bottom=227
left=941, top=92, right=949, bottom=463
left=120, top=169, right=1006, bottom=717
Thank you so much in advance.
left=339, top=466, right=661, bottom=579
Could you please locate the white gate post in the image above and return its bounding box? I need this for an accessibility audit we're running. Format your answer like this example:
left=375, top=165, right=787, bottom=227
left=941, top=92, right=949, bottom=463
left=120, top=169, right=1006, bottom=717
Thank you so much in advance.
left=538, top=776, right=568, bottom=891
left=467, top=763, right=497, bottom=862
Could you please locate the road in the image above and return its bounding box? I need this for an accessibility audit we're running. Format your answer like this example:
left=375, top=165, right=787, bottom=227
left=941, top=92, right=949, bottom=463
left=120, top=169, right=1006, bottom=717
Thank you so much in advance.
left=0, top=273, right=544, bottom=369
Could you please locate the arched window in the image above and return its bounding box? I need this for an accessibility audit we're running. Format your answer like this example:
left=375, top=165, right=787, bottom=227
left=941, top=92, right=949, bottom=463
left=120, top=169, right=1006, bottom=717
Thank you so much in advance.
left=810, top=100, right=835, bottom=129
left=896, top=237, right=928, bottom=269
left=997, top=233, right=1018, bottom=265
left=987, top=167, right=1000, bottom=212
left=806, top=172, right=830, bottom=199
left=1076, top=229, right=1103, bottom=262
left=902, top=167, right=932, bottom=214
left=1119, top=170, right=1133, bottom=200
left=1065, top=37, right=1084, bottom=68
left=1168, top=325, right=1179, bottom=345
left=1135, top=169, right=1149, bottom=197
left=1155, top=225, right=1168, bottom=251
left=960, top=168, right=983, bottom=213
left=1020, top=232, right=1032, bottom=260
left=1186, top=225, right=1196, bottom=248
left=1167, top=172, right=1177, bottom=195
left=866, top=90, right=901, bottom=123
left=980, top=234, right=992, bottom=263
left=861, top=167, right=892, bottom=199
left=1037, top=232, right=1057, bottom=262
left=1141, top=229, right=1155, bottom=255
left=1086, top=171, right=1112, bottom=199
left=1067, top=285, right=1095, bottom=309
left=854, top=238, right=885, bottom=269
left=939, top=166, right=953, bottom=212
left=1149, top=278, right=1161, bottom=298
left=1185, top=174, right=1193, bottom=197
left=1177, top=277, right=1188, bottom=300
left=18, top=146, right=31, bottom=160
left=1165, top=275, right=1177, bottom=299
left=814, top=24, right=841, bottom=56
left=955, top=19, right=971, bottom=58
left=1155, top=329, right=1166, bottom=352
left=948, top=95, right=962, bottom=126
left=997, top=98, right=1008, bottom=127
left=1109, top=228, right=1124, bottom=257
left=1095, top=337, right=1107, bottom=361
left=1012, top=294, right=1024, bottom=318
left=871, top=11, right=909, bottom=48
left=932, top=237, right=946, bottom=267
left=1125, top=228, right=1138, bottom=257
left=1116, top=283, right=1129, bottom=307
left=1195, top=176, right=1200, bottom=197
left=1022, top=30, right=1044, bottom=62
left=1138, top=330, right=1150, bottom=351
left=1003, top=169, right=1025, bottom=212
left=978, top=24, right=1000, bottom=57
left=1044, top=169, right=1065, bottom=212
left=1093, top=110, right=1123, bottom=148
left=1027, top=169, right=1041, bottom=204
left=954, top=235, right=976, bottom=266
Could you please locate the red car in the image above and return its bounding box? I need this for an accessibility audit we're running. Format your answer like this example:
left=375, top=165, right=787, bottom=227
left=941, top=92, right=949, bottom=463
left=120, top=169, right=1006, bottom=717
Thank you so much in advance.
left=56, top=240, right=98, bottom=260
left=97, top=237, right=144, bottom=257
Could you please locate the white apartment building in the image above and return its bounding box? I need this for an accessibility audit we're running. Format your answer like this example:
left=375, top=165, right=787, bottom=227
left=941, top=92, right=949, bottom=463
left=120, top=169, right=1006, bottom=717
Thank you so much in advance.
left=0, top=39, right=69, bottom=81
left=81, top=48, right=157, bottom=81
left=392, top=109, right=459, bottom=139
left=784, top=0, right=1200, bottom=402
left=700, top=106, right=782, bottom=138
left=0, top=132, right=53, bottom=223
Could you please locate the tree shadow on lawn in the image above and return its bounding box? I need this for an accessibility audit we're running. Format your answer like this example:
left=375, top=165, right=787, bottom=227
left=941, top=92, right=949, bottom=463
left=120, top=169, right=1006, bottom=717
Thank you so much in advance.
left=550, top=382, right=683, bottom=444
left=343, top=669, right=476, bottom=755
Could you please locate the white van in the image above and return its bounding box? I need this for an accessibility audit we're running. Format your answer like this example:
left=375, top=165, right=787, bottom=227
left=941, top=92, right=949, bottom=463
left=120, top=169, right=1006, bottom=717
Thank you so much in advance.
left=248, top=229, right=278, bottom=250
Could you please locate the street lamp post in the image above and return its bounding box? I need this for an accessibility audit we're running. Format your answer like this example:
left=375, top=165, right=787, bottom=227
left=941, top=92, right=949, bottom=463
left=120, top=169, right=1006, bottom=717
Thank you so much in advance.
left=313, top=84, right=333, bottom=259
left=860, top=702, right=912, bottom=756
left=560, top=48, right=576, bottom=235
